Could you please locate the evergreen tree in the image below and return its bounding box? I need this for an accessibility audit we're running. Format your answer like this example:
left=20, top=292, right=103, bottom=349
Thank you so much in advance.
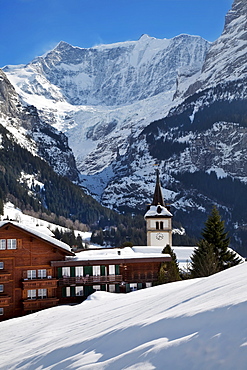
left=157, top=244, right=181, bottom=284
left=190, top=240, right=220, bottom=278
left=190, top=206, right=242, bottom=277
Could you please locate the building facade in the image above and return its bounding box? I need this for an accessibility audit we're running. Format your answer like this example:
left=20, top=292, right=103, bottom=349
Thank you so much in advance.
left=0, top=221, right=74, bottom=320
left=52, top=250, right=171, bottom=305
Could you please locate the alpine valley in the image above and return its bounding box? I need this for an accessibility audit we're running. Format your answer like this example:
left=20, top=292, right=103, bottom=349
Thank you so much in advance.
left=1, top=0, right=247, bottom=255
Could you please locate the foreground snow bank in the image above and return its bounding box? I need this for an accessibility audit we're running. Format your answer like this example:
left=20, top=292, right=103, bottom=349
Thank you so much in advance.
left=1, top=263, right=247, bottom=369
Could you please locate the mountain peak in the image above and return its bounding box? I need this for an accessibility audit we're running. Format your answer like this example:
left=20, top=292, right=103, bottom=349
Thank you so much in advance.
left=138, top=34, right=152, bottom=41
left=224, top=0, right=247, bottom=33
left=182, top=0, right=247, bottom=97
left=55, top=41, right=73, bottom=51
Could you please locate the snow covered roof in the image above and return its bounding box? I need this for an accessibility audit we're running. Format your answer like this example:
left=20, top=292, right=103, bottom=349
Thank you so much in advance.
left=132, top=246, right=195, bottom=270
left=62, top=246, right=171, bottom=263
left=0, top=220, right=73, bottom=254
left=144, top=205, right=173, bottom=218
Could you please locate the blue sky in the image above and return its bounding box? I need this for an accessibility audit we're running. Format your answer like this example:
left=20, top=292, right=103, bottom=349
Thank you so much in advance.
left=0, top=0, right=233, bottom=68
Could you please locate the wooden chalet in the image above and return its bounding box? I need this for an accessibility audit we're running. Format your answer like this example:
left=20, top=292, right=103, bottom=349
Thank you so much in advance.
left=0, top=221, right=74, bottom=320
left=52, top=249, right=171, bottom=304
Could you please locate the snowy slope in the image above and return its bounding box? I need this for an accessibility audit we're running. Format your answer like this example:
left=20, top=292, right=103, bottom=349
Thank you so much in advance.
left=1, top=263, right=246, bottom=369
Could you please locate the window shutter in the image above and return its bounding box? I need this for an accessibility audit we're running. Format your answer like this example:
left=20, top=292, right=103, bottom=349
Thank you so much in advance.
left=70, top=266, right=75, bottom=277
left=62, top=287, right=66, bottom=297
left=84, top=266, right=93, bottom=276
left=70, top=286, right=75, bottom=297
left=57, top=267, right=62, bottom=278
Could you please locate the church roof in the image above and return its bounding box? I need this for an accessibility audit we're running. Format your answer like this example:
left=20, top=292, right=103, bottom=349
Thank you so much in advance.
left=152, top=169, right=165, bottom=206
left=145, top=169, right=173, bottom=218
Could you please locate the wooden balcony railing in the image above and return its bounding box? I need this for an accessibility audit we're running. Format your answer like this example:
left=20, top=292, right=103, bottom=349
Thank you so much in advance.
left=59, top=275, right=123, bottom=286
left=23, top=297, right=59, bottom=311
left=123, top=272, right=158, bottom=283
left=0, top=295, right=11, bottom=306
left=59, top=272, right=158, bottom=286
left=22, top=278, right=58, bottom=290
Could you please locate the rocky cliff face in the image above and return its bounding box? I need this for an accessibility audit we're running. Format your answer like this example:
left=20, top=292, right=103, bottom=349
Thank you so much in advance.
left=182, top=0, right=247, bottom=97
left=0, top=69, right=78, bottom=181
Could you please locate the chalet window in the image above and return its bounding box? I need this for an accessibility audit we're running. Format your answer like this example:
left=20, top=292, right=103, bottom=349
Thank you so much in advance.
left=0, top=262, right=3, bottom=269
left=75, top=286, right=84, bottom=296
left=160, top=221, right=164, bottom=230
left=93, top=266, right=100, bottom=276
left=27, top=290, right=36, bottom=300
left=7, top=239, right=17, bottom=249
left=93, top=285, right=101, bottom=291
left=156, top=222, right=159, bottom=230
left=108, top=265, right=115, bottom=275
left=0, top=239, right=6, bottom=250
left=27, top=270, right=36, bottom=279
left=0, top=308, right=3, bottom=315
left=0, top=284, right=3, bottom=293
left=38, top=289, right=47, bottom=299
left=130, top=283, right=137, bottom=291
left=66, top=287, right=70, bottom=297
left=38, top=269, right=47, bottom=279
left=108, top=284, right=115, bottom=293
left=62, top=267, right=70, bottom=277
left=75, top=266, right=83, bottom=277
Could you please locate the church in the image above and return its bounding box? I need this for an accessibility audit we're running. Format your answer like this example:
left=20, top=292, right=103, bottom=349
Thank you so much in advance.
left=145, top=169, right=173, bottom=247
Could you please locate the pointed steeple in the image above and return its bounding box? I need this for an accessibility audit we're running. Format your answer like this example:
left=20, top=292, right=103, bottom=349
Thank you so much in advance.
left=152, top=169, right=165, bottom=206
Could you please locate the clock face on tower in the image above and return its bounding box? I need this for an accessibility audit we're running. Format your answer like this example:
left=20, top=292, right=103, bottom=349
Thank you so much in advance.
left=156, top=233, right=164, bottom=240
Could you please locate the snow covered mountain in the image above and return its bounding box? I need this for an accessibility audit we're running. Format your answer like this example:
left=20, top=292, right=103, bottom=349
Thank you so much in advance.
left=181, top=0, right=247, bottom=97
left=1, top=262, right=247, bottom=369
left=2, top=0, right=247, bottom=252
left=0, top=68, right=78, bottom=180
left=3, top=33, right=209, bottom=177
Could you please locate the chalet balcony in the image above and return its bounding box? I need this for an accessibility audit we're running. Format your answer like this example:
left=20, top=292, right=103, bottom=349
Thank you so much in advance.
left=0, top=295, right=11, bottom=306
left=22, top=278, right=58, bottom=290
left=23, top=297, right=59, bottom=311
left=59, top=275, right=123, bottom=286
left=0, top=271, right=11, bottom=283
left=123, top=272, right=158, bottom=283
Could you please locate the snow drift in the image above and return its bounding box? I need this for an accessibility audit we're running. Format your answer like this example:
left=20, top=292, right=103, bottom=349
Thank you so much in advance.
left=1, top=263, right=247, bottom=369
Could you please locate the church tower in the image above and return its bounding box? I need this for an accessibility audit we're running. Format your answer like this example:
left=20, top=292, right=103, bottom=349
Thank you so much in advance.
left=144, top=169, right=173, bottom=247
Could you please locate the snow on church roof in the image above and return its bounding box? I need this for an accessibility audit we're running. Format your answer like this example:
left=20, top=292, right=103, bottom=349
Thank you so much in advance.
left=0, top=220, right=73, bottom=254
left=144, top=205, right=172, bottom=218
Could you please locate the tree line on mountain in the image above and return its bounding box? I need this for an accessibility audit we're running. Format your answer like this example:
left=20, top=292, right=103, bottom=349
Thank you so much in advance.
left=143, top=84, right=247, bottom=135
left=174, top=170, right=247, bottom=256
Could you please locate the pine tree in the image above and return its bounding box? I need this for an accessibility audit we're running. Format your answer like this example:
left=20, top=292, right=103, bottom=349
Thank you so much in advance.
left=190, top=206, right=242, bottom=277
left=202, top=206, right=241, bottom=270
left=190, top=240, right=220, bottom=278
left=157, top=244, right=181, bottom=284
